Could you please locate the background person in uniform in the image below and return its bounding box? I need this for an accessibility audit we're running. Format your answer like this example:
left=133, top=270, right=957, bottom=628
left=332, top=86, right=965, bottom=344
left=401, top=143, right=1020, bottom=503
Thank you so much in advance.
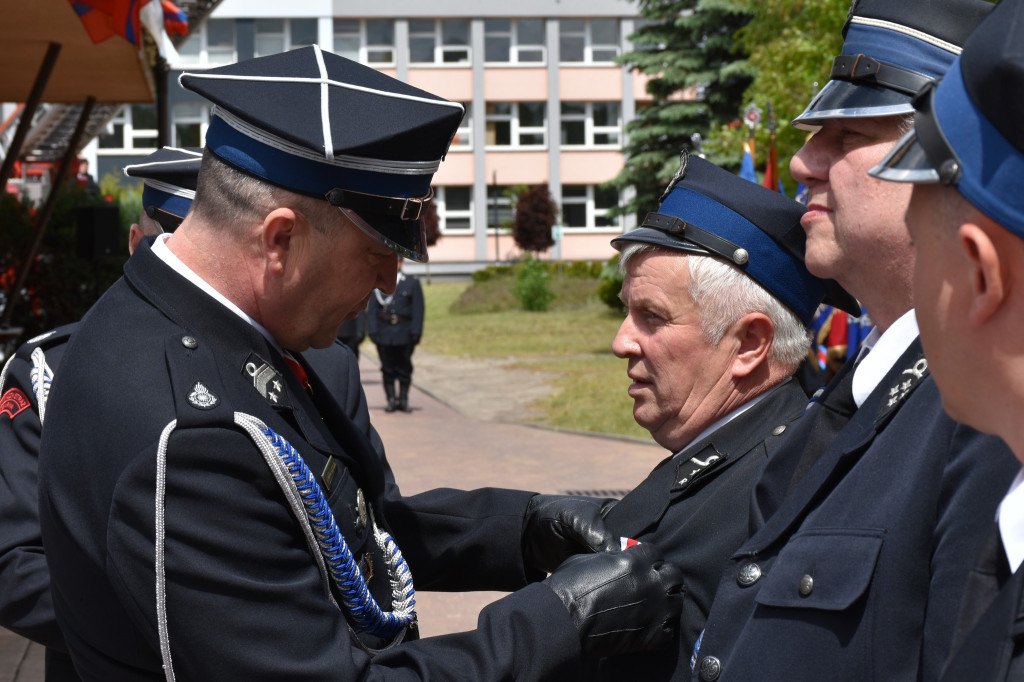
left=586, top=152, right=859, bottom=680
left=336, top=307, right=367, bottom=359
left=37, top=47, right=683, bottom=680
left=690, top=1, right=1021, bottom=680
left=368, top=258, right=423, bottom=412
left=0, top=146, right=201, bottom=682
left=869, top=3, right=1024, bottom=676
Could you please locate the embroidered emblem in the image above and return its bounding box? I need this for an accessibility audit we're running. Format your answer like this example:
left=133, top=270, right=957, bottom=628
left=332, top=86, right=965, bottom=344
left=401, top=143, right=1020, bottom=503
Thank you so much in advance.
left=675, top=452, right=724, bottom=490
left=619, top=537, right=641, bottom=550
left=886, top=358, right=929, bottom=409
left=243, top=353, right=288, bottom=406
left=0, top=388, right=30, bottom=419
left=187, top=382, right=219, bottom=410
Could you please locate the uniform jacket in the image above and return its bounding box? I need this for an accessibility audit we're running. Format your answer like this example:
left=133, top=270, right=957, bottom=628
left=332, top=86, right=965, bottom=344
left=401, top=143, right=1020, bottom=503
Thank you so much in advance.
left=368, top=273, right=424, bottom=347
left=692, top=339, right=1021, bottom=682
left=38, top=241, right=578, bottom=681
left=593, top=379, right=809, bottom=680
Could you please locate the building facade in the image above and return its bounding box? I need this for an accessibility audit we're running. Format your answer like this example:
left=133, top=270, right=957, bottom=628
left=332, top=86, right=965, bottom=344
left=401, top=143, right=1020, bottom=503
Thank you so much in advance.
left=96, top=0, right=661, bottom=271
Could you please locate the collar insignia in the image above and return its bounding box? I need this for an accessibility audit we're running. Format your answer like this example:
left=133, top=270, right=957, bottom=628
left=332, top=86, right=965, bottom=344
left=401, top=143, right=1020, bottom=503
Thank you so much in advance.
left=188, top=381, right=219, bottom=410
left=879, top=356, right=929, bottom=419
left=243, top=353, right=290, bottom=407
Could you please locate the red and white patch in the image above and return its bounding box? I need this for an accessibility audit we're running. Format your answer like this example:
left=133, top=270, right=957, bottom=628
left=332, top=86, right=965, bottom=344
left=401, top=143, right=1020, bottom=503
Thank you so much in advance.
left=620, top=537, right=641, bottom=550
left=0, top=388, right=30, bottom=420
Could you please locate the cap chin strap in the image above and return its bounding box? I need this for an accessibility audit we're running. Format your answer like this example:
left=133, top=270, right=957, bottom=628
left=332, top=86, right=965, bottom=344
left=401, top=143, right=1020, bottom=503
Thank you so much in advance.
left=325, top=187, right=433, bottom=221
left=641, top=213, right=750, bottom=266
left=830, top=54, right=933, bottom=97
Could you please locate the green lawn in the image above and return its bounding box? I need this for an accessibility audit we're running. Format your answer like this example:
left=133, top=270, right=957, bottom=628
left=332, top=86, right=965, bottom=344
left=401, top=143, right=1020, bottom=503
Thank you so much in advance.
left=418, top=281, right=650, bottom=441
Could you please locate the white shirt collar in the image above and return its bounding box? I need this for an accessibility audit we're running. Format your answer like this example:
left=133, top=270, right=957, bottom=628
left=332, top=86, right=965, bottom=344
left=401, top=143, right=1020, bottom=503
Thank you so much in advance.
left=998, top=468, right=1024, bottom=572
left=673, top=389, right=773, bottom=458
left=150, top=234, right=282, bottom=352
left=851, top=309, right=919, bottom=408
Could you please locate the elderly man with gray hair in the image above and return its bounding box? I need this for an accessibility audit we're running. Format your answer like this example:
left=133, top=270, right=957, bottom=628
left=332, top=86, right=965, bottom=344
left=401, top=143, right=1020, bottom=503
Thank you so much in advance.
left=587, top=152, right=860, bottom=680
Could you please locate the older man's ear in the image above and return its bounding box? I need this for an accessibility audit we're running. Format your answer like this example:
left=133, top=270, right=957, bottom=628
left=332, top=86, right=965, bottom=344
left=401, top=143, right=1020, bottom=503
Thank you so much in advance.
left=728, top=312, right=774, bottom=380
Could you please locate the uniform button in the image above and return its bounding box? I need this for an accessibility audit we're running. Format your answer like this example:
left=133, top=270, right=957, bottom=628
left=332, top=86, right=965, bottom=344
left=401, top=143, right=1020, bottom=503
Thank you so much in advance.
left=181, top=335, right=198, bottom=349
left=699, top=655, right=722, bottom=681
left=772, top=424, right=786, bottom=436
left=799, top=574, right=814, bottom=596
left=737, top=563, right=761, bottom=587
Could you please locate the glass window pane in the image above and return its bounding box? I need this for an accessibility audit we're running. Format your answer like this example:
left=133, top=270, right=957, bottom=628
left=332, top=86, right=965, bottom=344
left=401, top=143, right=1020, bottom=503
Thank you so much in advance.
left=591, top=19, right=619, bottom=44
left=446, top=218, right=471, bottom=230
left=442, top=49, right=469, bottom=63
left=334, top=19, right=358, bottom=34
left=291, top=19, right=317, bottom=47
left=564, top=204, right=586, bottom=227
left=175, top=123, right=201, bottom=148
left=485, top=19, right=510, bottom=33
left=593, top=102, right=619, bottom=126
left=367, top=50, right=393, bottom=64
left=255, top=36, right=285, bottom=56
left=486, top=37, right=510, bottom=62
left=134, top=135, right=158, bottom=149
left=594, top=132, right=619, bottom=145
left=409, top=19, right=434, bottom=33
left=562, top=121, right=585, bottom=145
left=592, top=48, right=618, bottom=61
left=206, top=19, right=234, bottom=48
left=131, top=105, right=157, bottom=129
left=447, top=186, right=471, bottom=210
left=410, top=38, right=434, bottom=62
left=487, top=102, right=511, bottom=116
left=366, top=19, right=393, bottom=45
left=517, top=48, right=544, bottom=62
left=519, top=102, right=545, bottom=127
left=561, top=36, right=584, bottom=62
left=519, top=132, right=544, bottom=145
left=442, top=19, right=469, bottom=45
left=177, top=33, right=200, bottom=58
left=518, top=19, right=544, bottom=44
left=563, top=185, right=587, bottom=198
left=561, top=102, right=585, bottom=116
left=99, top=123, right=124, bottom=148
left=255, top=19, right=283, bottom=34
left=486, top=121, right=510, bottom=145
left=595, top=186, right=619, bottom=208
left=560, top=19, right=585, bottom=34
left=335, top=36, right=359, bottom=60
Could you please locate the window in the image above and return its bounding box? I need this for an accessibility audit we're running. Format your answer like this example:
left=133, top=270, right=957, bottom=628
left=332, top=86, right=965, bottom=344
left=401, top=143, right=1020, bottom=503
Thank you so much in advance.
left=560, top=102, right=621, bottom=147
left=484, top=18, right=545, bottom=64
left=410, top=19, right=470, bottom=65
left=172, top=103, right=211, bottom=148
left=487, top=185, right=515, bottom=227
left=559, top=19, right=620, bottom=63
left=333, top=19, right=394, bottom=64
left=486, top=102, right=546, bottom=148
left=174, top=19, right=237, bottom=67
left=98, top=105, right=158, bottom=151
left=437, top=186, right=473, bottom=232
left=451, top=103, right=472, bottom=149
left=561, top=185, right=622, bottom=229
left=254, top=19, right=317, bottom=57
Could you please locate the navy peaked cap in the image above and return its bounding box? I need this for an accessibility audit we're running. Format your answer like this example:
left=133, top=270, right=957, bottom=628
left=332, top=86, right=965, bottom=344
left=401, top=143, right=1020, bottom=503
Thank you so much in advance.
left=793, top=0, right=994, bottom=130
left=178, top=45, right=464, bottom=262
left=612, top=154, right=859, bottom=324
left=123, top=146, right=202, bottom=231
left=871, top=0, right=1024, bottom=239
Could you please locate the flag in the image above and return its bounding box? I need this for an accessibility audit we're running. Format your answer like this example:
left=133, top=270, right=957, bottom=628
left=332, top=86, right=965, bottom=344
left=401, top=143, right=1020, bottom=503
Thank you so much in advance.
left=763, top=132, right=780, bottom=192
left=68, top=0, right=149, bottom=46
left=161, top=0, right=188, bottom=37
left=739, top=137, right=757, bottom=183
left=795, top=183, right=809, bottom=205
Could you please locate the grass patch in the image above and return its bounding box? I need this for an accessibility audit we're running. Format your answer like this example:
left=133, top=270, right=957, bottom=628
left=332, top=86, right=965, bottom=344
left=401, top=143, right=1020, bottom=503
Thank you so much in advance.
left=419, top=281, right=651, bottom=441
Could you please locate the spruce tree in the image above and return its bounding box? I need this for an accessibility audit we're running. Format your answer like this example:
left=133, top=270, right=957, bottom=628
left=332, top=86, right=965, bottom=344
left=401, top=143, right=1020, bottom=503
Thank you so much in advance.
left=608, top=0, right=753, bottom=222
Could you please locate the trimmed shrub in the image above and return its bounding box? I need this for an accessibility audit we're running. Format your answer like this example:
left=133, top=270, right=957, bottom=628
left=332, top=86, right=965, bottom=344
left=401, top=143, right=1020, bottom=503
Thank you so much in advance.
left=515, top=256, right=556, bottom=311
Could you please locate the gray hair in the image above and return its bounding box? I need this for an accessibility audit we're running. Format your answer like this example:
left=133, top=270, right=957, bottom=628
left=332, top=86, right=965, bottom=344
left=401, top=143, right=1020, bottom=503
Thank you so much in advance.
left=191, top=149, right=338, bottom=235
left=618, top=243, right=811, bottom=372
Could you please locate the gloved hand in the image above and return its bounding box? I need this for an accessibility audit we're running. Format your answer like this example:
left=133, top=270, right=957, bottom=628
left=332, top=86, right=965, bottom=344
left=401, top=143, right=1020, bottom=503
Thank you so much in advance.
left=523, top=494, right=619, bottom=576
left=411, top=334, right=421, bottom=345
left=544, top=543, right=683, bottom=657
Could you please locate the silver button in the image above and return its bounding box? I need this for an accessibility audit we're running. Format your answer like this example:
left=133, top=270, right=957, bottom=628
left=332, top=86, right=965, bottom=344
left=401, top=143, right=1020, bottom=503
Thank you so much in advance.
left=799, top=574, right=814, bottom=596
left=699, top=655, right=722, bottom=681
left=772, top=424, right=787, bottom=436
left=737, top=563, right=762, bottom=587
left=181, top=336, right=198, bottom=349
left=732, top=248, right=749, bottom=265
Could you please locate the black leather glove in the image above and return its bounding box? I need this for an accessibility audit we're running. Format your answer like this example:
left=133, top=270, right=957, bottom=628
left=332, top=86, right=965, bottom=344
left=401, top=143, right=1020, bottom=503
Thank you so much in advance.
left=544, top=543, right=683, bottom=657
left=523, top=494, right=619, bottom=576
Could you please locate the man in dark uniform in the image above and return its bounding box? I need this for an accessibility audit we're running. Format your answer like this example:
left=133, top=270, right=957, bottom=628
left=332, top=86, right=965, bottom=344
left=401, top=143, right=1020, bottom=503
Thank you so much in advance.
left=690, top=2, right=1021, bottom=680
left=0, top=146, right=202, bottom=682
left=588, top=153, right=859, bottom=679
left=870, top=2, right=1024, bottom=676
left=37, top=47, right=682, bottom=680
left=335, top=308, right=367, bottom=359
left=368, top=258, right=423, bottom=412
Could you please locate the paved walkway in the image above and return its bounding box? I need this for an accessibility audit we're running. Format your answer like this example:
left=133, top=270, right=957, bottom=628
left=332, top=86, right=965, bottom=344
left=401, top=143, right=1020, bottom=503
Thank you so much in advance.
left=1, top=350, right=663, bottom=676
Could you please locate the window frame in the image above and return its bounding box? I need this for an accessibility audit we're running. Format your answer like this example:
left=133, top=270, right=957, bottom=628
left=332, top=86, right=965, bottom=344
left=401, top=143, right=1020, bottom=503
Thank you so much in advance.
left=484, top=18, right=547, bottom=65
left=254, top=18, right=318, bottom=58
left=560, top=102, right=622, bottom=148
left=333, top=18, right=396, bottom=66
left=172, top=18, right=238, bottom=67
left=485, top=102, right=547, bottom=150
left=409, top=19, right=471, bottom=66
left=97, top=104, right=159, bottom=153
left=436, top=185, right=474, bottom=234
left=559, top=18, right=621, bottom=65
left=560, top=184, right=623, bottom=231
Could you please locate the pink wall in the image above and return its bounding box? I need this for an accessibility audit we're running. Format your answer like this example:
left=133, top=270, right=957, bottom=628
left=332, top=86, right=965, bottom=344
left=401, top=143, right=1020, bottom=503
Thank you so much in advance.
left=560, top=150, right=623, bottom=184
left=434, top=151, right=474, bottom=184
left=559, top=67, right=622, bottom=101
left=426, top=234, right=477, bottom=262
left=483, top=68, right=548, bottom=100
left=485, top=152, right=549, bottom=184
left=407, top=68, right=474, bottom=102
left=633, top=72, right=696, bottom=103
